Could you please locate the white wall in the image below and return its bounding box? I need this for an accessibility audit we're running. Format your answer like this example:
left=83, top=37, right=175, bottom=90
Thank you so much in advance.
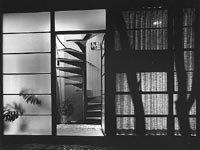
left=86, top=33, right=105, bottom=96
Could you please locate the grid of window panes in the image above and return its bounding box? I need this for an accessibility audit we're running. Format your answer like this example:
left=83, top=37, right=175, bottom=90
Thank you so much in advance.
left=173, top=8, right=196, bottom=136
left=2, top=12, right=52, bottom=135
left=114, top=8, right=168, bottom=51
left=114, top=7, right=197, bottom=136
left=116, top=72, right=168, bottom=135
left=115, top=7, right=169, bottom=135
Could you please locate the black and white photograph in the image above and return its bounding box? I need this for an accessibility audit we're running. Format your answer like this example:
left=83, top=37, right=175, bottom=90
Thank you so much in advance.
left=0, top=0, right=200, bottom=149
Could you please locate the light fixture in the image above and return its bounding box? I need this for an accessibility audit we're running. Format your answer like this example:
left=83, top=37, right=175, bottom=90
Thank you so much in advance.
left=153, top=21, right=162, bottom=26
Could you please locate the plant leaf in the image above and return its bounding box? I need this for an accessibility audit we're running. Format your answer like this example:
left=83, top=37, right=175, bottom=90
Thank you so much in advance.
left=19, top=89, right=41, bottom=105
left=3, top=107, right=19, bottom=122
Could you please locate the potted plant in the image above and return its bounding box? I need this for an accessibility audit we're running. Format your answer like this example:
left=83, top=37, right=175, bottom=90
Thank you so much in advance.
left=58, top=100, right=74, bottom=124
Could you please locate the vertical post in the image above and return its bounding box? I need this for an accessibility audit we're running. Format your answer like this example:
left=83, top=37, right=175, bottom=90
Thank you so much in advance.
left=167, top=1, right=175, bottom=136
left=0, top=2, right=3, bottom=145
left=195, top=2, right=200, bottom=137
left=51, top=11, right=56, bottom=136
left=105, top=9, right=116, bottom=136
left=83, top=48, right=87, bottom=123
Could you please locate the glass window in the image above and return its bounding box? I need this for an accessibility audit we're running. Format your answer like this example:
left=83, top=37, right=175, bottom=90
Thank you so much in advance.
left=173, top=94, right=196, bottom=115
left=55, top=9, right=106, bottom=31
left=3, top=12, right=50, bottom=33
left=116, top=94, right=168, bottom=115
left=3, top=54, right=51, bottom=73
left=3, top=95, right=51, bottom=114
left=4, top=116, right=52, bottom=135
left=3, top=75, right=51, bottom=94
left=3, top=33, right=50, bottom=53
left=116, top=72, right=167, bottom=92
left=114, top=9, right=168, bottom=51
left=175, top=117, right=196, bottom=136
left=145, top=117, right=167, bottom=135
left=116, top=95, right=135, bottom=115
left=174, top=72, right=193, bottom=91
left=116, top=117, right=135, bottom=135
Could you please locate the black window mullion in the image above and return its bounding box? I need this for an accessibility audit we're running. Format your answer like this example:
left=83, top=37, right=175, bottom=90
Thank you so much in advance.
left=167, top=6, right=175, bottom=136
left=50, top=11, right=56, bottom=137
left=0, top=5, right=3, bottom=141
left=105, top=9, right=116, bottom=136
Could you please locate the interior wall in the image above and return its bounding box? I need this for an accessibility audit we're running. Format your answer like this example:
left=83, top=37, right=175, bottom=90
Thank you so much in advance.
left=86, top=34, right=104, bottom=96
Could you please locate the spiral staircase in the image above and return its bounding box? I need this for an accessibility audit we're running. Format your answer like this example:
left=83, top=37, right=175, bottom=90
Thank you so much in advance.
left=56, top=33, right=102, bottom=124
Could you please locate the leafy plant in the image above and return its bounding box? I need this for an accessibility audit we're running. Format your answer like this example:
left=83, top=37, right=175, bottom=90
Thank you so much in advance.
left=3, top=103, right=24, bottom=122
left=58, top=100, right=74, bottom=116
left=3, top=88, right=41, bottom=122
left=19, top=89, right=41, bottom=105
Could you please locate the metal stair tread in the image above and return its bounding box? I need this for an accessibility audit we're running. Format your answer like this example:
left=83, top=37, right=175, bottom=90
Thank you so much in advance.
left=86, top=117, right=101, bottom=120
left=87, top=110, right=102, bottom=113
left=57, top=58, right=83, bottom=63
left=88, top=103, right=101, bottom=106
left=65, top=82, right=82, bottom=85
left=57, top=48, right=84, bottom=55
left=57, top=75, right=82, bottom=78
left=66, top=33, right=96, bottom=42
left=56, top=67, right=81, bottom=70
left=87, top=96, right=101, bottom=99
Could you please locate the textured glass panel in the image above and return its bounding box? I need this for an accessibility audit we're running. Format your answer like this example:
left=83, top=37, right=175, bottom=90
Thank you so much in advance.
left=4, top=116, right=51, bottom=135
left=184, top=51, right=194, bottom=71
left=140, top=72, right=167, bottom=91
left=145, top=117, right=167, bottom=135
left=142, top=94, right=168, bottom=115
left=183, top=27, right=194, bottom=49
left=3, top=12, right=50, bottom=33
left=116, top=117, right=135, bottom=135
left=175, top=117, right=196, bottom=136
left=116, top=95, right=134, bottom=115
left=3, top=54, right=51, bottom=73
left=123, top=9, right=167, bottom=29
left=3, top=33, right=50, bottom=53
left=3, top=75, right=51, bottom=94
left=116, top=73, right=129, bottom=92
left=134, top=29, right=167, bottom=50
left=173, top=94, right=196, bottom=115
left=183, top=8, right=195, bottom=27
left=4, top=95, right=51, bottom=114
left=116, top=94, right=168, bottom=115
left=116, top=9, right=168, bottom=51
left=114, top=29, right=167, bottom=51
left=55, top=10, right=106, bottom=31
left=174, top=72, right=193, bottom=91
left=116, top=72, right=167, bottom=92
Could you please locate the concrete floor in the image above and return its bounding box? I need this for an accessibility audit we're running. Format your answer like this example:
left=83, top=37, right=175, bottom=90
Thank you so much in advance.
left=57, top=124, right=104, bottom=136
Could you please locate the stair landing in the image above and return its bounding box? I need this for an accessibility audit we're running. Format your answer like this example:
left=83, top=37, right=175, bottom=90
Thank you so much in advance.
left=57, top=124, right=103, bottom=136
